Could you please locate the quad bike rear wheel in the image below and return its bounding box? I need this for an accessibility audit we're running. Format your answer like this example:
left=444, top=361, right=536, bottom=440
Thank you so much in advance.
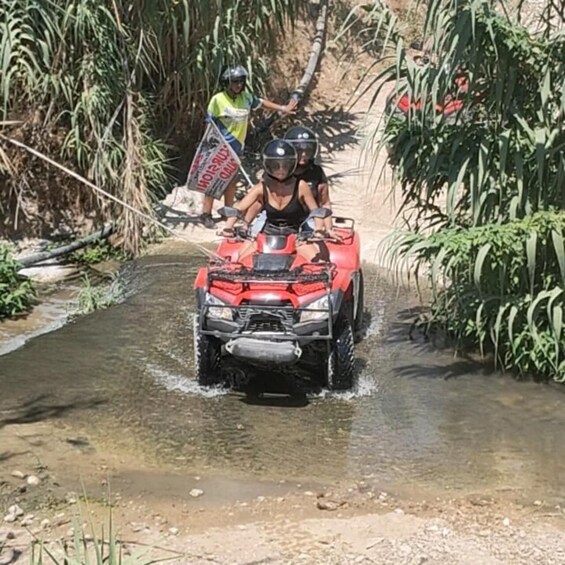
left=325, top=317, right=355, bottom=391
left=193, top=315, right=222, bottom=386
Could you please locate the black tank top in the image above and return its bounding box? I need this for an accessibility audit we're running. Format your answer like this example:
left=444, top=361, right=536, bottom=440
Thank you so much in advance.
left=262, top=179, right=307, bottom=229
left=295, top=163, right=327, bottom=204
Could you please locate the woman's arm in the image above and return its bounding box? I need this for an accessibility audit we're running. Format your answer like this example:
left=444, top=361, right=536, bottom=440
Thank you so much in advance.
left=317, top=182, right=333, bottom=231
left=298, top=181, right=325, bottom=231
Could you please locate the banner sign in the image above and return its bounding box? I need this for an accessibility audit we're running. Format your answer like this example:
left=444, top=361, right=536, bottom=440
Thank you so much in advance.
left=186, top=121, right=240, bottom=200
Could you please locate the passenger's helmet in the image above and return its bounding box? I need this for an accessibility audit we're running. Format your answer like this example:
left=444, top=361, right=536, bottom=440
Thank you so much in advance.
left=262, top=140, right=297, bottom=181
left=284, top=125, right=319, bottom=162
left=221, top=65, right=248, bottom=88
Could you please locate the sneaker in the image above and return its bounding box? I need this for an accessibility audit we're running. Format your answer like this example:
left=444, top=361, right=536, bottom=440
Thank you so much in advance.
left=200, top=213, right=215, bottom=229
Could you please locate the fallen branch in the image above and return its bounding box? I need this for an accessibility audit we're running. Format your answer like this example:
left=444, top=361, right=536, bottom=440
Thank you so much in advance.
left=0, top=133, right=225, bottom=262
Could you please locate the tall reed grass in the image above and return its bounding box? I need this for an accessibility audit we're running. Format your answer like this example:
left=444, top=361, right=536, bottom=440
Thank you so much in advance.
left=0, top=0, right=301, bottom=250
left=358, top=0, right=565, bottom=381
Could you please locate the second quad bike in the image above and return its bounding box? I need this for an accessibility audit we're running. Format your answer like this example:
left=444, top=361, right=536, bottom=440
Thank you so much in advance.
left=192, top=207, right=364, bottom=390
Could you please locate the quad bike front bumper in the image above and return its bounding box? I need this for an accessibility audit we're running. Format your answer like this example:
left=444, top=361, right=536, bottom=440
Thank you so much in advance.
left=224, top=337, right=302, bottom=364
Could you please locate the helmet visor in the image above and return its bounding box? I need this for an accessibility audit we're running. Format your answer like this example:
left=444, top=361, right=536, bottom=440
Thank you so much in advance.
left=291, top=140, right=317, bottom=161
left=264, top=157, right=297, bottom=179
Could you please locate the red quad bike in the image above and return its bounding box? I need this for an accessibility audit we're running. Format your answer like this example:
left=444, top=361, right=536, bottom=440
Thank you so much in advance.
left=386, top=69, right=470, bottom=123
left=193, top=207, right=364, bottom=391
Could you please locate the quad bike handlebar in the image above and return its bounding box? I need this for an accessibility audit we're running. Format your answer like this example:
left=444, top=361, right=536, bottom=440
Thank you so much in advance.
left=217, top=225, right=252, bottom=241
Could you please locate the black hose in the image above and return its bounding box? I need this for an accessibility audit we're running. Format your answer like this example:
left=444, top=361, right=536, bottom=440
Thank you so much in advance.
left=17, top=225, right=114, bottom=268
left=250, top=0, right=329, bottom=136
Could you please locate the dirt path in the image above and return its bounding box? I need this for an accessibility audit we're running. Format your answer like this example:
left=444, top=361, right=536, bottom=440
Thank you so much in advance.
left=156, top=63, right=400, bottom=266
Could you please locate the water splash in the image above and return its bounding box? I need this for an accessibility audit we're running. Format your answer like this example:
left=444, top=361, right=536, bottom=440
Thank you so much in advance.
left=145, top=361, right=229, bottom=398
left=364, top=299, right=386, bottom=338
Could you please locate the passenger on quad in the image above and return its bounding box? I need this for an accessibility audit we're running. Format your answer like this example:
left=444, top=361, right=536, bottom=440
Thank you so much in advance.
left=220, top=139, right=327, bottom=261
left=284, top=126, right=332, bottom=232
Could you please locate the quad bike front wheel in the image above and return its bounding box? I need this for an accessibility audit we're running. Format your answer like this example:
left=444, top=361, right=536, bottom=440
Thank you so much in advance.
left=325, top=317, right=355, bottom=391
left=193, top=315, right=222, bottom=386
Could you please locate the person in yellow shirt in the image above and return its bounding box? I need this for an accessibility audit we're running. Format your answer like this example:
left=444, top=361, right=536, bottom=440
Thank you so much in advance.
left=200, top=64, right=297, bottom=229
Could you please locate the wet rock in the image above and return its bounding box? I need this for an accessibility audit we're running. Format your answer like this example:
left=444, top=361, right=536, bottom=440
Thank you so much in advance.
left=189, top=488, right=204, bottom=498
left=0, top=548, right=16, bottom=565
left=2, top=514, right=17, bottom=524
left=26, top=475, right=40, bottom=486
left=8, top=506, right=23, bottom=518
left=316, top=498, right=346, bottom=511
left=0, top=529, right=15, bottom=544
left=20, top=514, right=34, bottom=527
left=10, top=471, right=25, bottom=480
left=3, top=505, right=23, bottom=523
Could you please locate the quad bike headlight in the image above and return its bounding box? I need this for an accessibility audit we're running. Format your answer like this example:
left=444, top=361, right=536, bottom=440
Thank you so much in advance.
left=205, top=293, right=233, bottom=321
left=300, top=294, right=331, bottom=323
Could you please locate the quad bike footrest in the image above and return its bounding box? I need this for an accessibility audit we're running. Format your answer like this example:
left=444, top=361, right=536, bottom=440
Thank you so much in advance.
left=225, top=338, right=302, bottom=364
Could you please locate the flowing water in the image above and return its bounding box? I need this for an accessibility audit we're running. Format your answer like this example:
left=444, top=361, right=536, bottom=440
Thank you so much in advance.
left=1, top=246, right=565, bottom=504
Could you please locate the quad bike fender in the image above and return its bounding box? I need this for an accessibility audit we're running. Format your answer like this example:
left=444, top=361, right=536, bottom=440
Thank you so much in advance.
left=193, top=267, right=208, bottom=290
left=331, top=270, right=362, bottom=323
left=327, top=231, right=360, bottom=271
left=216, top=239, right=244, bottom=261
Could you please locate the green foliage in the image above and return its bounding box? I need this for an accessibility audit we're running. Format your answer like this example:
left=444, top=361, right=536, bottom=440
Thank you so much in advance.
left=0, top=0, right=301, bottom=251
left=69, top=240, right=130, bottom=266
left=73, top=273, right=123, bottom=316
left=361, top=0, right=565, bottom=381
left=391, top=212, right=565, bottom=380
left=0, top=244, right=35, bottom=318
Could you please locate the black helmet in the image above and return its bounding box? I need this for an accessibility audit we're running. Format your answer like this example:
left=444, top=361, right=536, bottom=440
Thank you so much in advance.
left=221, top=64, right=248, bottom=88
left=284, top=125, right=319, bottom=162
left=262, top=140, right=297, bottom=181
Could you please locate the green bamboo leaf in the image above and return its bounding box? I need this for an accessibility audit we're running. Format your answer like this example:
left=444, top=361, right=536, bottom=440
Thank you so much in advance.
left=492, top=301, right=511, bottom=367
left=473, top=243, right=491, bottom=289
left=526, top=231, right=537, bottom=293
left=551, top=229, right=565, bottom=285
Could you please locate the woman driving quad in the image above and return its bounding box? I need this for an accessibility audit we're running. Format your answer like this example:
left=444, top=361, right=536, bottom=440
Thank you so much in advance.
left=220, top=139, right=327, bottom=261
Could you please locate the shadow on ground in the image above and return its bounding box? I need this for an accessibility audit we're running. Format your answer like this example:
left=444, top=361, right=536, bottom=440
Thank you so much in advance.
left=0, top=394, right=107, bottom=429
